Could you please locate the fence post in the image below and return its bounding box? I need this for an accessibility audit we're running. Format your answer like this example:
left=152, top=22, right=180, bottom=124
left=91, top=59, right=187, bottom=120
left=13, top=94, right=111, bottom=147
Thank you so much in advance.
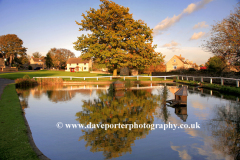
left=70, top=77, right=72, bottom=80
left=150, top=77, right=152, bottom=81
left=221, top=78, right=224, bottom=85
left=97, top=77, right=98, bottom=81
left=210, top=78, right=212, bottom=84
left=177, top=76, right=179, bottom=80
left=137, top=76, right=139, bottom=80
left=193, top=77, right=195, bottom=81
left=164, top=76, right=166, bottom=80
left=181, top=76, right=183, bottom=80
left=201, top=77, right=203, bottom=82
left=110, top=76, right=112, bottom=80
left=236, top=80, right=239, bottom=87
left=84, top=77, right=85, bottom=80
left=124, top=77, right=125, bottom=81
left=186, top=76, right=188, bottom=80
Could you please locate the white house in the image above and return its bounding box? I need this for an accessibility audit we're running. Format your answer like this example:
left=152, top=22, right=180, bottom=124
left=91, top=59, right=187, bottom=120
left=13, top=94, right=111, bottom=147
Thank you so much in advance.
left=65, top=58, right=92, bottom=72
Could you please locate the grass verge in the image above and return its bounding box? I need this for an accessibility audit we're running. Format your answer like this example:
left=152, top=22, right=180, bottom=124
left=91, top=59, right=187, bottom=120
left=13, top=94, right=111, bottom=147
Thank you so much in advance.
left=0, top=70, right=111, bottom=80
left=176, top=79, right=240, bottom=95
left=0, top=84, right=39, bottom=160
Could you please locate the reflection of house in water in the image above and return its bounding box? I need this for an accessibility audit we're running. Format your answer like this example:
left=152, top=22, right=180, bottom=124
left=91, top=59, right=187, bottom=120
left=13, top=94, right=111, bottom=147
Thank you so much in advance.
left=64, top=85, right=93, bottom=96
left=175, top=107, right=188, bottom=122
left=168, top=86, right=179, bottom=95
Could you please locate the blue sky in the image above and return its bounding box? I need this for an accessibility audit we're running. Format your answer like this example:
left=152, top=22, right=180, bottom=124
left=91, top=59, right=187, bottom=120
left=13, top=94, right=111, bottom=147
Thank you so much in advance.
left=0, top=0, right=239, bottom=65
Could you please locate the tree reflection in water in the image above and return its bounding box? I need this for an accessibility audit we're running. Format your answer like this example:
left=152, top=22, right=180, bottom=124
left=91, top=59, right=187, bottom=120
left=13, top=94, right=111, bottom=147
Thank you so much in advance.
left=204, top=102, right=240, bottom=159
left=155, top=85, right=170, bottom=124
left=75, top=85, right=162, bottom=159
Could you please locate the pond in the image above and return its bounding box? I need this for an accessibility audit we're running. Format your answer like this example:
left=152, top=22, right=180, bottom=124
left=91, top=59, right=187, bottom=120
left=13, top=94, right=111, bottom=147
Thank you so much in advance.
left=17, top=83, right=240, bottom=160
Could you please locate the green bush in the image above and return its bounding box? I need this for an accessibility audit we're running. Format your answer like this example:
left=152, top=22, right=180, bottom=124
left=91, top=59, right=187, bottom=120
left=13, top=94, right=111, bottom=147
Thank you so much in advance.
left=23, top=75, right=30, bottom=79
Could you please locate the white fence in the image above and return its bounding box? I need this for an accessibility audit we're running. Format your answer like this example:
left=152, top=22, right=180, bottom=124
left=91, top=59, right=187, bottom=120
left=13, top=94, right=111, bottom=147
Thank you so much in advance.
left=177, top=75, right=240, bottom=87
left=33, top=75, right=177, bottom=81
left=33, top=75, right=240, bottom=87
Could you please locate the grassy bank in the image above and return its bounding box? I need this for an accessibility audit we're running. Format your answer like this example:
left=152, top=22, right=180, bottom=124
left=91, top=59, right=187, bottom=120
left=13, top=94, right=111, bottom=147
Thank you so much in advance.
left=0, top=70, right=111, bottom=80
left=0, top=84, right=39, bottom=160
left=176, top=79, right=240, bottom=95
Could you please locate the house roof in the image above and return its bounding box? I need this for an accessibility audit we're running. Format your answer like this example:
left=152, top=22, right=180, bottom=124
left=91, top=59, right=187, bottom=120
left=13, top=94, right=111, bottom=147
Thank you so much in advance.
left=67, top=58, right=89, bottom=64
left=175, top=55, right=188, bottom=64
left=175, top=86, right=188, bottom=96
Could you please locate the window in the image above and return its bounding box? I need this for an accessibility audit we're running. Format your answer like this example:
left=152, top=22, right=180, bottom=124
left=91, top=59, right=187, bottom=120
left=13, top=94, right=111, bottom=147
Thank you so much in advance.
left=84, top=63, right=86, bottom=65
left=173, top=66, right=177, bottom=69
left=84, top=67, right=86, bottom=70
left=70, top=63, right=71, bottom=66
left=174, top=59, right=176, bottom=62
left=77, top=63, right=78, bottom=65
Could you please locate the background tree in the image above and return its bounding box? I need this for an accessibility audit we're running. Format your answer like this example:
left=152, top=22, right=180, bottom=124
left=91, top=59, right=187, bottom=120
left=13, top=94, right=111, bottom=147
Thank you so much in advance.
left=143, top=53, right=166, bottom=75
left=0, top=34, right=27, bottom=66
left=32, top=52, right=42, bottom=58
left=205, top=56, right=226, bottom=73
left=45, top=52, right=53, bottom=69
left=74, top=0, right=160, bottom=76
left=203, top=4, right=240, bottom=65
left=47, top=48, right=75, bottom=69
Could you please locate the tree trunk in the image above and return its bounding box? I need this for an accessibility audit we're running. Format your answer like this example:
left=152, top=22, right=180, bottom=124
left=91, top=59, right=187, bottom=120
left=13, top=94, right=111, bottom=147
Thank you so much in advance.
left=113, top=69, right=117, bottom=76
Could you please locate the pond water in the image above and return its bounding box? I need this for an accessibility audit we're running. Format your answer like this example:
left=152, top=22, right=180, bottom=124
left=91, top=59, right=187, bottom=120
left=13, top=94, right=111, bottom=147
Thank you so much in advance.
left=17, top=83, right=240, bottom=160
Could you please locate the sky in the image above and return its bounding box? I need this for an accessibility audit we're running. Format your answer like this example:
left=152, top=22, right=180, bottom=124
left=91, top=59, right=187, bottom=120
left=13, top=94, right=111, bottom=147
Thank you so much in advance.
left=0, top=0, right=239, bottom=65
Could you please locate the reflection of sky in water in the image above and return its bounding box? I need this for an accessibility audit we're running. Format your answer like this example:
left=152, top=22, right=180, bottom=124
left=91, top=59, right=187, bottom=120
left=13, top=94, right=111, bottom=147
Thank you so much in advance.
left=20, top=85, right=239, bottom=160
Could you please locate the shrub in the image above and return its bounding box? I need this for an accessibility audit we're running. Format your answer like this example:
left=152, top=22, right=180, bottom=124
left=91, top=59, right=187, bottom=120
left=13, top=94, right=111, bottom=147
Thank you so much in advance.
left=15, top=78, right=37, bottom=88
left=23, top=75, right=30, bottom=79
left=28, top=65, right=32, bottom=70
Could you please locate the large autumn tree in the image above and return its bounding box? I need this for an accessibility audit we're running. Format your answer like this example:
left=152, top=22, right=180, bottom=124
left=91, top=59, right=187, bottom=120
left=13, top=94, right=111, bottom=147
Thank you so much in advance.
left=0, top=34, right=27, bottom=66
left=203, top=4, right=240, bottom=65
left=74, top=0, right=160, bottom=75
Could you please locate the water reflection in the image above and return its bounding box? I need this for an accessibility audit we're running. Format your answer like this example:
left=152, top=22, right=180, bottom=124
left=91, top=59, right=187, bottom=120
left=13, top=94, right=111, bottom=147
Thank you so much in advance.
left=16, top=83, right=240, bottom=159
left=75, top=86, right=161, bottom=159
left=155, top=86, right=171, bottom=124
left=204, top=102, right=240, bottom=160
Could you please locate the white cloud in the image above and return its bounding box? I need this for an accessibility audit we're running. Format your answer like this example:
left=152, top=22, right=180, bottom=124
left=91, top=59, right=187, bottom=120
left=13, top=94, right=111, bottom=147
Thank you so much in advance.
left=193, top=21, right=209, bottom=29
left=162, top=41, right=180, bottom=52
left=190, top=32, right=206, bottom=40
left=153, top=0, right=213, bottom=36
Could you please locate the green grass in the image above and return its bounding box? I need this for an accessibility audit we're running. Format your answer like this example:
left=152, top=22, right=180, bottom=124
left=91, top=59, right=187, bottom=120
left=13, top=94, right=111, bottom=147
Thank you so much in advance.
left=0, top=70, right=112, bottom=80
left=0, top=84, right=39, bottom=160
